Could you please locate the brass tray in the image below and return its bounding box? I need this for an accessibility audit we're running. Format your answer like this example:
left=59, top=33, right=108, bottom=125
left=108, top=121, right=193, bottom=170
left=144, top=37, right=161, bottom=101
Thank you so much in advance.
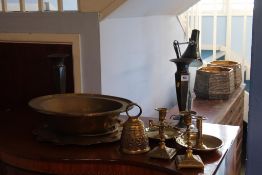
left=145, top=127, right=181, bottom=140
left=176, top=134, right=223, bottom=152
left=33, top=125, right=122, bottom=146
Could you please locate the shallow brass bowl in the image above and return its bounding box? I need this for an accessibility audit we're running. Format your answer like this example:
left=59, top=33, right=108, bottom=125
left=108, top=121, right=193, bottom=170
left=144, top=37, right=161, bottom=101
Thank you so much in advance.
left=176, top=134, right=223, bottom=152
left=145, top=127, right=180, bottom=140
left=29, top=94, right=132, bottom=135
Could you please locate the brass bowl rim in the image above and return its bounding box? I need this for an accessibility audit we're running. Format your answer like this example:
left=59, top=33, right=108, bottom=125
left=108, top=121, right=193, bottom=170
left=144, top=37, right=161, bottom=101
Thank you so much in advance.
left=198, top=66, right=233, bottom=73
left=29, top=93, right=132, bottom=117
left=176, top=134, right=223, bottom=152
left=210, top=60, right=239, bottom=65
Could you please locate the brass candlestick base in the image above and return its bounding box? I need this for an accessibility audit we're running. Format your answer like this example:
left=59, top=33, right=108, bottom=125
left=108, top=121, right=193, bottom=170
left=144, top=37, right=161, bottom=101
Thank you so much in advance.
left=176, top=149, right=204, bottom=169
left=149, top=144, right=177, bottom=159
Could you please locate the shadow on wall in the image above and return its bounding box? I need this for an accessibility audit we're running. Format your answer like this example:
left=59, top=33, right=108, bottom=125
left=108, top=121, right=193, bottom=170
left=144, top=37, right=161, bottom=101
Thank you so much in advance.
left=100, top=16, right=186, bottom=116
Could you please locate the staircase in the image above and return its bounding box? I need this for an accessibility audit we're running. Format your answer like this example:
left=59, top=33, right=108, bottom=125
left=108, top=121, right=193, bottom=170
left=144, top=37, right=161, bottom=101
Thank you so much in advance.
left=1, top=0, right=200, bottom=20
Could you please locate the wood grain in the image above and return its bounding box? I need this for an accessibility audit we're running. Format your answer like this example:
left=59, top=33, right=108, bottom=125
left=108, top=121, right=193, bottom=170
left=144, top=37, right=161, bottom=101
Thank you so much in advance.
left=0, top=110, right=239, bottom=175
left=0, top=86, right=244, bottom=175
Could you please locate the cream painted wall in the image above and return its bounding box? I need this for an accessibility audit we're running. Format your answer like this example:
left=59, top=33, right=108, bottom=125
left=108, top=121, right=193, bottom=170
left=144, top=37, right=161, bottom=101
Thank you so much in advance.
left=100, top=16, right=186, bottom=116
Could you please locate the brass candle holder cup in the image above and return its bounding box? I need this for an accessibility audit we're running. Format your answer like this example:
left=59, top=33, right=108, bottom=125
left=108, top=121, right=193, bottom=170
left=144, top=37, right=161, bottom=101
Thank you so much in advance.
left=148, top=108, right=177, bottom=160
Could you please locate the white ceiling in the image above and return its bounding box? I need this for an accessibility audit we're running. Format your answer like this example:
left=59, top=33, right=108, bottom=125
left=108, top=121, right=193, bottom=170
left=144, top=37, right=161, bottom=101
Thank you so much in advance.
left=107, top=0, right=200, bottom=18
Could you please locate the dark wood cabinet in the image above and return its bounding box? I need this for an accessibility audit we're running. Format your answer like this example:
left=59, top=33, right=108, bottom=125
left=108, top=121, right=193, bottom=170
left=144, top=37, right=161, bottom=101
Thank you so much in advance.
left=195, top=86, right=244, bottom=175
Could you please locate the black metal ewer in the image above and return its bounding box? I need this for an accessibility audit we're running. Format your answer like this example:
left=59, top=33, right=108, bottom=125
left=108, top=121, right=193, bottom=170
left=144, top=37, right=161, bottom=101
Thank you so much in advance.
left=171, top=59, right=191, bottom=111
left=170, top=29, right=202, bottom=127
left=48, top=54, right=69, bottom=94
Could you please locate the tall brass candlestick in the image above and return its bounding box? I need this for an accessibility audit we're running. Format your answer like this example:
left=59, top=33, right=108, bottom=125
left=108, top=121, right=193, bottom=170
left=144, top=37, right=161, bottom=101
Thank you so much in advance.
left=175, top=112, right=204, bottom=169
left=148, top=108, right=177, bottom=160
left=196, top=116, right=207, bottom=149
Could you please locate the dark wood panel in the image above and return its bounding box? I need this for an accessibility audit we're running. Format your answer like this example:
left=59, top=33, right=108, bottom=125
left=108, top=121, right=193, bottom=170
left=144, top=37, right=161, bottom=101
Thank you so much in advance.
left=0, top=42, right=74, bottom=110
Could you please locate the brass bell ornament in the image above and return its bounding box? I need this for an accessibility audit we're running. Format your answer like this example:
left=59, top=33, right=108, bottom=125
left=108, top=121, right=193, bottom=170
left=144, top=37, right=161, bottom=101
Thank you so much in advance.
left=120, top=103, right=150, bottom=154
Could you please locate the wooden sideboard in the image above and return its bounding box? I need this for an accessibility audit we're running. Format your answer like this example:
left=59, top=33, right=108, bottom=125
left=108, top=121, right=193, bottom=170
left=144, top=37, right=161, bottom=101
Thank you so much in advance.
left=168, top=85, right=244, bottom=175
left=0, top=86, right=244, bottom=175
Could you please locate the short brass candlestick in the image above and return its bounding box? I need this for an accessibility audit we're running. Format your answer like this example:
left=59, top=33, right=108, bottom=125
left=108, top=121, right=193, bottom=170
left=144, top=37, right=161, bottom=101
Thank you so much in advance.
left=148, top=108, right=177, bottom=159
left=175, top=111, right=204, bottom=169
left=196, top=116, right=207, bottom=149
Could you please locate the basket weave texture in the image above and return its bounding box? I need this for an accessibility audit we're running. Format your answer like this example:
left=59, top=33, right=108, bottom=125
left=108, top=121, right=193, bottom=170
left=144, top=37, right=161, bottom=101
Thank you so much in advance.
left=208, top=61, right=242, bottom=88
left=194, top=66, right=235, bottom=99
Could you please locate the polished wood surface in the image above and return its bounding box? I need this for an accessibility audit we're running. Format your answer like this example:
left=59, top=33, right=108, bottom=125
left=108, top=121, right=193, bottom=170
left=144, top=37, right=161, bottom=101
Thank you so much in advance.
left=167, top=85, right=244, bottom=124
left=0, top=108, right=239, bottom=175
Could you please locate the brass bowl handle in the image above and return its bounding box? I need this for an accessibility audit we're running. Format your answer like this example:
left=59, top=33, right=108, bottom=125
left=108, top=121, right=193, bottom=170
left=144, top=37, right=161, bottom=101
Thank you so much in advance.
left=126, top=103, right=142, bottom=118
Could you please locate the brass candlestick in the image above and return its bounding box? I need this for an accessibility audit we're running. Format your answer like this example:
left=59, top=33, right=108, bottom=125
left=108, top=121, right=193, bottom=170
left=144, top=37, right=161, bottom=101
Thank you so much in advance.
left=148, top=108, right=177, bottom=159
left=196, top=116, right=207, bottom=149
left=175, top=112, right=204, bottom=169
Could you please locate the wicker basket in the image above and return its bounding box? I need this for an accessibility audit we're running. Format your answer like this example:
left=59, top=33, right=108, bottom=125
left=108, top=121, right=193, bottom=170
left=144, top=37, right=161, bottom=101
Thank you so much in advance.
left=194, top=66, right=235, bottom=99
left=208, top=60, right=242, bottom=88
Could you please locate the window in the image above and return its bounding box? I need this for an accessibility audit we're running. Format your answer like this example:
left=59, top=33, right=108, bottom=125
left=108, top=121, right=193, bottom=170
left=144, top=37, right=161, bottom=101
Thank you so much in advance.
left=1, top=0, right=79, bottom=12
left=63, top=0, right=78, bottom=11
left=7, top=0, right=20, bottom=11
left=25, top=0, right=38, bottom=11
left=42, top=0, right=57, bottom=11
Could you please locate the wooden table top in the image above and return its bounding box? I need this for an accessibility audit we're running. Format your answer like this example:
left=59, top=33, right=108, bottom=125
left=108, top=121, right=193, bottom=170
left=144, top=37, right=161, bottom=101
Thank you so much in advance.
left=0, top=109, right=239, bottom=175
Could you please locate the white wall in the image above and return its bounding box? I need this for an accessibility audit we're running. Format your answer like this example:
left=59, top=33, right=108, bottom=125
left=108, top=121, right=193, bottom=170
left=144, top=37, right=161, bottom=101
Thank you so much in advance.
left=100, top=16, right=186, bottom=116
left=107, top=0, right=200, bottom=18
